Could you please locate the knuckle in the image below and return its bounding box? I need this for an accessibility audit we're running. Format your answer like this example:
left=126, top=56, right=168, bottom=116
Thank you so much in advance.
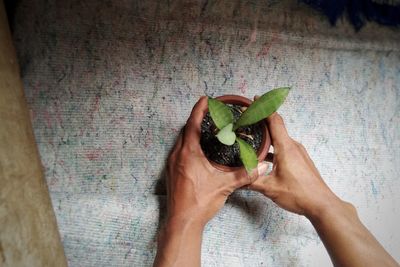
left=295, top=141, right=304, bottom=148
left=180, top=144, right=193, bottom=155
left=269, top=112, right=281, bottom=121
left=281, top=138, right=297, bottom=150
left=272, top=113, right=285, bottom=127
left=273, top=136, right=290, bottom=147
left=168, top=147, right=189, bottom=165
left=294, top=141, right=303, bottom=149
left=185, top=117, right=195, bottom=128
left=175, top=152, right=186, bottom=164
left=296, top=141, right=308, bottom=153
left=182, top=141, right=201, bottom=156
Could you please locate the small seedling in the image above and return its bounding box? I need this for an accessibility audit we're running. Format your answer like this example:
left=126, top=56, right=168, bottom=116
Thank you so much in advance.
left=208, top=87, right=290, bottom=172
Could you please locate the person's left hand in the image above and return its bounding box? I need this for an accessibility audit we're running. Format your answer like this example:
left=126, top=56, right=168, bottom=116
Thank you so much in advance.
left=166, top=96, right=269, bottom=227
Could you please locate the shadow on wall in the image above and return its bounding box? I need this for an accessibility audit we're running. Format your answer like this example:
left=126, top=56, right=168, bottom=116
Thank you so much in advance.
left=4, top=0, right=21, bottom=32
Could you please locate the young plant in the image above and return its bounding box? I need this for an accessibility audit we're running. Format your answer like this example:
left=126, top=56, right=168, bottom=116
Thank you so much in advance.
left=208, top=87, right=290, bottom=172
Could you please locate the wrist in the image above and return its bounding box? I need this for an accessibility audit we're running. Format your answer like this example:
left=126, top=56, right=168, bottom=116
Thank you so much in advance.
left=166, top=208, right=209, bottom=229
left=157, top=215, right=205, bottom=251
left=306, top=196, right=357, bottom=224
left=155, top=215, right=205, bottom=266
left=163, top=215, right=205, bottom=236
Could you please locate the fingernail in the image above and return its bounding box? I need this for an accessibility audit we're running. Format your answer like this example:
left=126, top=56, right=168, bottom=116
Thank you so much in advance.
left=257, top=161, right=269, bottom=176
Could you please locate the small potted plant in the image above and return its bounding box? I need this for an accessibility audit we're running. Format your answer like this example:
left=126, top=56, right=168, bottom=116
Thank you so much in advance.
left=200, top=87, right=290, bottom=172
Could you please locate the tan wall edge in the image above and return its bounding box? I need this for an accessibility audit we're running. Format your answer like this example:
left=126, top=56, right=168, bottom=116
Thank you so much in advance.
left=0, top=1, right=68, bottom=266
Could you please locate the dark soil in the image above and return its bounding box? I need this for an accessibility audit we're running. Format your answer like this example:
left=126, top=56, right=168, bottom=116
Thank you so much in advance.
left=200, top=104, right=263, bottom=167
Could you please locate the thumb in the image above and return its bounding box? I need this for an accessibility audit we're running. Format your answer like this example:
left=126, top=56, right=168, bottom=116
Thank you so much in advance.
left=248, top=173, right=277, bottom=197
left=267, top=113, right=291, bottom=148
left=229, top=161, right=269, bottom=189
left=252, top=161, right=270, bottom=182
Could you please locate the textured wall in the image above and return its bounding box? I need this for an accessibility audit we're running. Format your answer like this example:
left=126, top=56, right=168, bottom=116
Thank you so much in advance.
left=12, top=0, right=400, bottom=266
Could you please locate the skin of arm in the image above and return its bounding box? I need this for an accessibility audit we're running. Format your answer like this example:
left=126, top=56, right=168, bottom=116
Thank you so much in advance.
left=153, top=96, right=268, bottom=267
left=249, top=112, right=399, bottom=267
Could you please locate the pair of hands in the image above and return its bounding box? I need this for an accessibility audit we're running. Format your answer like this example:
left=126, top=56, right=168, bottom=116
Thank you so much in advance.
left=166, top=96, right=339, bottom=227
left=158, top=96, right=399, bottom=267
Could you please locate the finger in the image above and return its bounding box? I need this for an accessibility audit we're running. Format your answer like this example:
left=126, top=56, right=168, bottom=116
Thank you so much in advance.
left=183, top=96, right=208, bottom=146
left=229, top=161, right=269, bottom=188
left=267, top=113, right=291, bottom=148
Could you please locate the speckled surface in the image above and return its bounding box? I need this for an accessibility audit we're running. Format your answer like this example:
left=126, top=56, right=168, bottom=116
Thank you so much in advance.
left=12, top=0, right=400, bottom=266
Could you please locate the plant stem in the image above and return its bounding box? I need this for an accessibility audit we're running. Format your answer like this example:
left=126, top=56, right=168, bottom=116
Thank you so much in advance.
left=238, top=132, right=254, bottom=140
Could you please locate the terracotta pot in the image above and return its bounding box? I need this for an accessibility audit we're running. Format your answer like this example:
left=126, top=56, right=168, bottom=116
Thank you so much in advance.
left=203, top=95, right=271, bottom=172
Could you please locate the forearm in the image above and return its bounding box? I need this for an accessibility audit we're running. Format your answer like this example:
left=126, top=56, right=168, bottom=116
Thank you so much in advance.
left=309, top=199, right=398, bottom=267
left=153, top=217, right=205, bottom=267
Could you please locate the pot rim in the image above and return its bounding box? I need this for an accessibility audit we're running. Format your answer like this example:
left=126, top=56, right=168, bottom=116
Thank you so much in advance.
left=202, top=95, right=271, bottom=172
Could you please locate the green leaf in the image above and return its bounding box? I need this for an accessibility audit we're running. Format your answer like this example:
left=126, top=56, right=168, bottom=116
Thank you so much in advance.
left=234, top=87, right=290, bottom=130
left=236, top=137, right=258, bottom=173
left=216, top=123, right=236, bottom=145
left=208, top=97, right=234, bottom=130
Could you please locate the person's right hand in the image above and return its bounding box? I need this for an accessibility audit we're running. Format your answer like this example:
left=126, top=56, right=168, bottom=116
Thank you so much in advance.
left=249, top=113, right=344, bottom=218
left=250, top=112, right=400, bottom=267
